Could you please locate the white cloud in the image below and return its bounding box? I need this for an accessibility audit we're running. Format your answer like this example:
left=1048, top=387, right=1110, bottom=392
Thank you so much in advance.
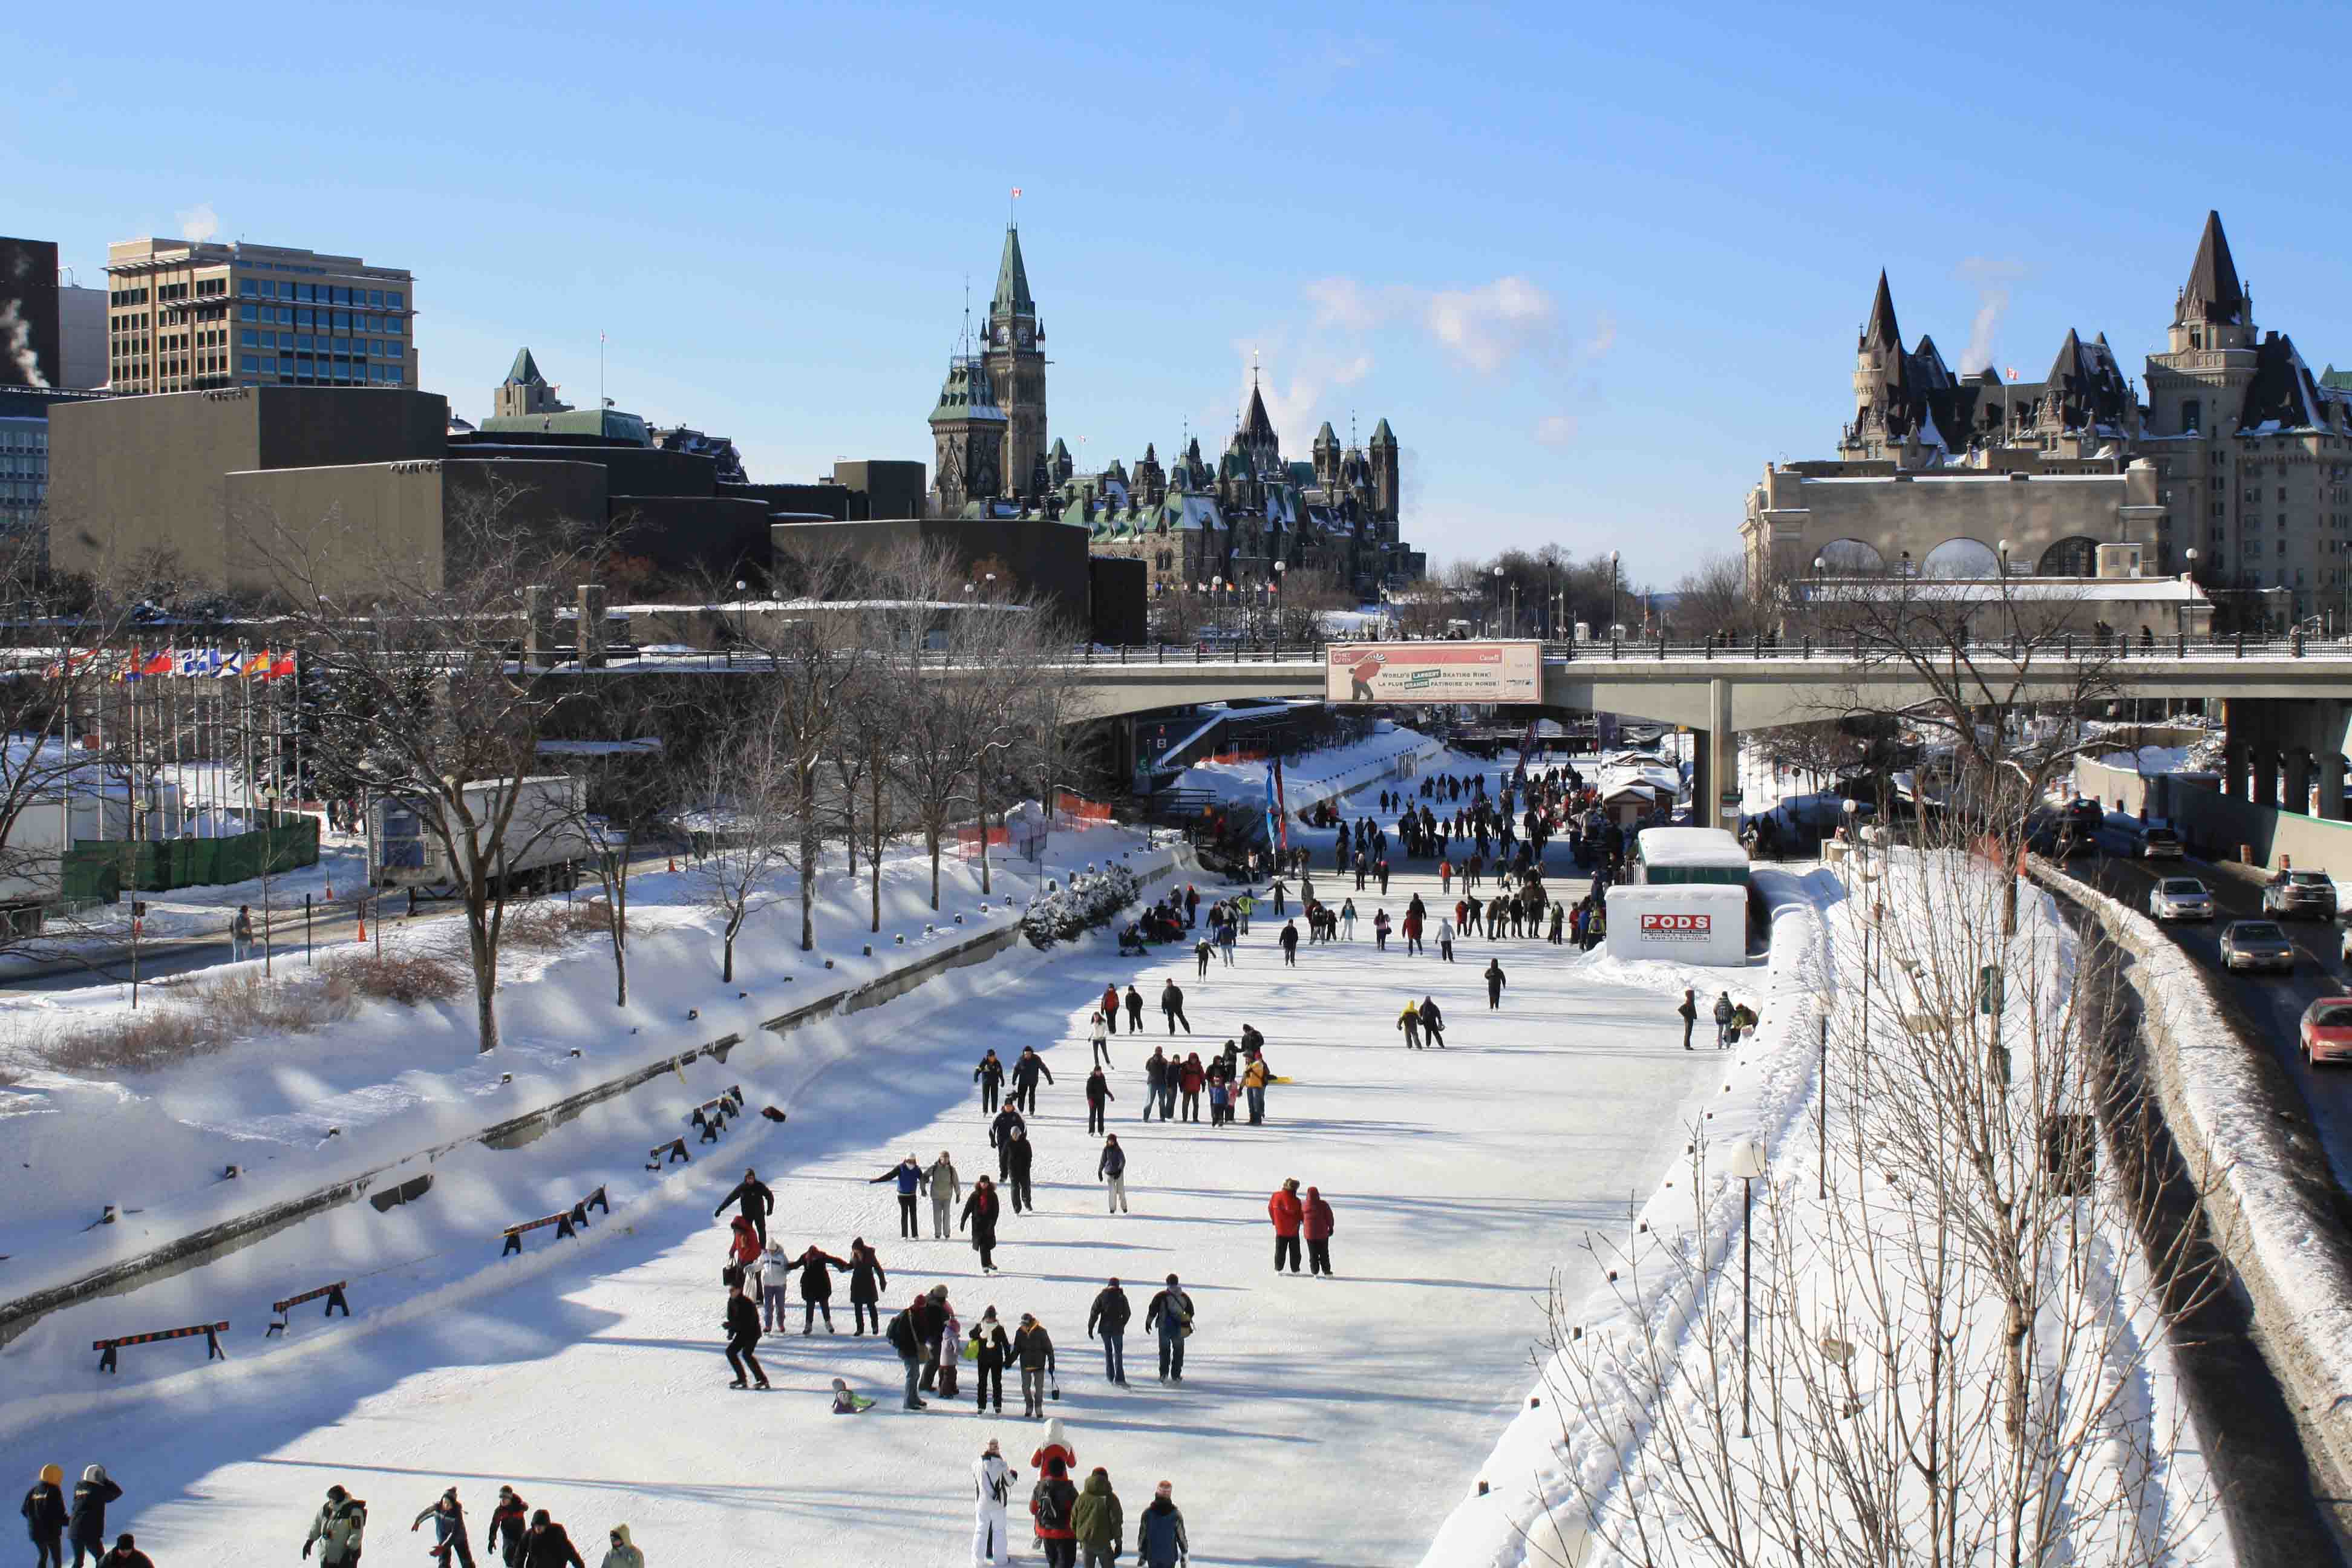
left=177, top=203, right=220, bottom=243
left=1534, top=414, right=1577, bottom=446
left=1305, top=273, right=1560, bottom=374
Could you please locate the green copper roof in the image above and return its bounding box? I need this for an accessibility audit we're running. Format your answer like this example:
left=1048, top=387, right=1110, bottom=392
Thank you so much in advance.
left=1370, top=417, right=1396, bottom=445
left=929, top=356, right=1007, bottom=425
left=505, top=347, right=544, bottom=387
left=479, top=407, right=647, bottom=443
left=993, top=226, right=1034, bottom=316
left=2324, top=365, right=2352, bottom=392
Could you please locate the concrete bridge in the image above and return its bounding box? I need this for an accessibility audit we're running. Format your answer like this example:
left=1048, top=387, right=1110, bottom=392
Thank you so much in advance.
left=1055, top=640, right=2352, bottom=825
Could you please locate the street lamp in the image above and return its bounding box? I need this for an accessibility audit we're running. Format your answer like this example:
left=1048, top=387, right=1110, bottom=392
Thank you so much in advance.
left=1610, top=550, right=1620, bottom=639
left=733, top=579, right=748, bottom=650
left=1723, top=1138, right=1771, bottom=1439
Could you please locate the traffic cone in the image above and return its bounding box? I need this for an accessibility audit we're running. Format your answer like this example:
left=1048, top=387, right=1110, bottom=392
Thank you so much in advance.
left=668, top=857, right=677, bottom=873
left=354, top=911, right=366, bottom=942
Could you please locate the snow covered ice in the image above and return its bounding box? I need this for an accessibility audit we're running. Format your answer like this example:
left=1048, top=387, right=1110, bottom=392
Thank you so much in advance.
left=0, top=755, right=1730, bottom=1564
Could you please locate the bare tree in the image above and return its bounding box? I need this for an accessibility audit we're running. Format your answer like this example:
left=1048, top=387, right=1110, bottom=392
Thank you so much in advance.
left=681, top=707, right=794, bottom=984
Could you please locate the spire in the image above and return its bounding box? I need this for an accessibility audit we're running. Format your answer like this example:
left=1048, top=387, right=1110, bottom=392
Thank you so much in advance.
left=1862, top=270, right=1901, bottom=351
left=2178, top=210, right=2245, bottom=327
left=992, top=226, right=1034, bottom=317
left=505, top=347, right=544, bottom=387
left=1243, top=382, right=1277, bottom=446
left=1369, top=417, right=1396, bottom=447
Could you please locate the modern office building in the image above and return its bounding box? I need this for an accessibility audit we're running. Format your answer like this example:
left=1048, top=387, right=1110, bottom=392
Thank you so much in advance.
left=104, top=239, right=415, bottom=395
left=0, top=387, right=112, bottom=544
left=57, top=282, right=106, bottom=389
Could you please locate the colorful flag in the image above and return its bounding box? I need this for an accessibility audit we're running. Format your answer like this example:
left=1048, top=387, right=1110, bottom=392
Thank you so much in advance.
left=177, top=648, right=221, bottom=676
left=140, top=648, right=174, bottom=676
left=1011, top=186, right=1022, bottom=198
left=243, top=649, right=274, bottom=678
left=214, top=651, right=243, bottom=678
left=114, top=647, right=142, bottom=682
left=270, top=650, right=296, bottom=679
left=1273, top=759, right=1289, bottom=851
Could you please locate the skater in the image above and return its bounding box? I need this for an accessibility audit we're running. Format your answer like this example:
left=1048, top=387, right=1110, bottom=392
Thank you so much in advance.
left=1031, top=1416, right=1078, bottom=1493
left=1005, top=1126, right=1036, bottom=1215
left=23, top=1466, right=65, bottom=1568
left=1279, top=920, right=1299, bottom=965
left=486, top=1489, right=529, bottom=1568
left=1089, top=1011, right=1111, bottom=1067
left=1373, top=907, right=1391, bottom=950
left=975, top=1049, right=1007, bottom=1112
left=1013, top=1047, right=1055, bottom=1114
left=301, top=1485, right=368, bottom=1567
left=1438, top=916, right=1455, bottom=962
left=972, top=1439, right=1021, bottom=1567
left=1031, top=1459, right=1079, bottom=1568
left=1085, top=1066, right=1114, bottom=1134
left=93, top=1538, right=149, bottom=1568
left=1177, top=1053, right=1204, bottom=1122
left=1714, top=991, right=1737, bottom=1050
left=1205, top=1068, right=1230, bottom=1128
left=1678, top=987, right=1697, bottom=1051
left=1397, top=1000, right=1423, bottom=1048
left=1419, top=995, right=1446, bottom=1049
left=990, top=1101, right=1027, bottom=1177
left=713, top=1167, right=774, bottom=1247
left=759, top=1241, right=790, bottom=1330
left=848, top=1238, right=889, bottom=1334
left=1217, top=919, right=1238, bottom=966
left=1072, top=1469, right=1125, bottom=1568
left=1340, top=898, right=1357, bottom=940
left=970, top=1308, right=1013, bottom=1414
left=1485, top=958, right=1507, bottom=1009
left=1145, top=1274, right=1194, bottom=1382
left=1160, top=978, right=1191, bottom=1034
left=886, top=1294, right=930, bottom=1410
left=1270, top=875, right=1287, bottom=915
left=1124, top=985, right=1145, bottom=1032
left=936, top=1301, right=964, bottom=1400
left=67, top=1467, right=122, bottom=1568
left=1135, top=1482, right=1190, bottom=1568
left=725, top=1214, right=761, bottom=1283
left=794, top=1244, right=849, bottom=1333
left=1098, top=1134, right=1129, bottom=1213
left=870, top=1154, right=927, bottom=1240
left=518, top=1510, right=582, bottom=1568
left=598, top=1526, right=642, bottom=1568
left=1088, top=1276, right=1131, bottom=1384
left=1268, top=1178, right=1304, bottom=1273
left=1440, top=858, right=1453, bottom=894
left=1241, top=1053, right=1270, bottom=1125
left=1194, top=935, right=1212, bottom=976
left=929, top=1150, right=963, bottom=1238
left=723, top=1279, right=769, bottom=1388
left=1304, top=1186, right=1336, bottom=1275
left=962, top=1175, right=1004, bottom=1273
left=1014, top=1313, right=1057, bottom=1418
left=412, top=1490, right=474, bottom=1568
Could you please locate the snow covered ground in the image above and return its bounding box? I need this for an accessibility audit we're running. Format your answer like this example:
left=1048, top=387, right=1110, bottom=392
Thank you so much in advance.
left=2, top=752, right=1728, bottom=1566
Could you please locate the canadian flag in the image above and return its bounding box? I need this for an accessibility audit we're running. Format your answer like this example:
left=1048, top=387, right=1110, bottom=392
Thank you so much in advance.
left=1011, top=186, right=1022, bottom=198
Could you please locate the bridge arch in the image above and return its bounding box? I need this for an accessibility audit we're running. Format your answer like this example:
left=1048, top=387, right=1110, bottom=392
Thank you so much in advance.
left=1814, top=538, right=1884, bottom=573
left=1921, top=537, right=1999, bottom=578
left=2036, top=535, right=2101, bottom=577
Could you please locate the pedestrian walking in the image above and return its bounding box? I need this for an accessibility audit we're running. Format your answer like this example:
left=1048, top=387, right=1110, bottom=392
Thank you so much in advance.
left=1279, top=920, right=1299, bottom=965
left=962, top=1177, right=1004, bottom=1273
left=970, top=1308, right=1012, bottom=1413
left=975, top=1049, right=1007, bottom=1112
left=1485, top=958, right=1507, bottom=1009
left=1268, top=1178, right=1304, bottom=1273
left=1087, top=1277, right=1131, bottom=1384
left=1160, top=978, right=1191, bottom=1034
left=598, top=1526, right=641, bottom=1568
left=1145, top=1274, right=1194, bottom=1382
left=1013, top=1047, right=1055, bottom=1114
left=1124, top=985, right=1145, bottom=1031
left=1004, top=1128, right=1036, bottom=1214
left=1014, top=1313, right=1057, bottom=1419
left=301, top=1484, right=368, bottom=1567
left=1089, top=1011, right=1111, bottom=1067
left=972, top=1439, right=1020, bottom=1567
left=519, top=1510, right=583, bottom=1568
left=67, top=1466, right=122, bottom=1568
left=1135, top=1482, right=1189, bottom=1568
left=1085, top=1067, right=1114, bottom=1135
left=1678, top=987, right=1697, bottom=1051
left=1030, top=1459, right=1079, bottom=1568
left=1097, top=1135, right=1129, bottom=1214
left=486, top=1489, right=528, bottom=1568
left=1071, top=1469, right=1125, bottom=1568
left=1419, top=995, right=1446, bottom=1049
left=723, top=1279, right=770, bottom=1388
left=794, top=1244, right=849, bottom=1332
left=23, top=1466, right=66, bottom=1568
left=990, top=1102, right=1027, bottom=1177
left=871, top=1154, right=928, bottom=1239
left=232, top=903, right=255, bottom=961
left=413, top=1489, right=475, bottom=1568
left=847, top=1238, right=889, bottom=1334
left=712, top=1166, right=775, bottom=1247
left=1713, top=990, right=1737, bottom=1049
left=1397, top=1001, right=1422, bottom=1048
left=1304, top=1186, right=1336, bottom=1275
left=929, top=1151, right=962, bottom=1239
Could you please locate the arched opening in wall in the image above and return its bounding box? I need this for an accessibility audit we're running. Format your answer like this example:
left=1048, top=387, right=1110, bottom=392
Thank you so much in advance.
left=1814, top=538, right=1885, bottom=573
left=1921, top=537, right=1999, bottom=578
left=2038, top=536, right=2101, bottom=577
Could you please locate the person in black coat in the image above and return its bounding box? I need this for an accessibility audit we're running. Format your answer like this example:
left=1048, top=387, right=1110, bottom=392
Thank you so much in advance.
left=793, top=1245, right=849, bottom=1333
left=968, top=1308, right=1013, bottom=1413
left=1160, top=978, right=1191, bottom=1034
left=518, top=1511, right=584, bottom=1568
left=67, top=1467, right=122, bottom=1568
left=961, top=1176, right=1004, bottom=1273
left=1004, top=1127, right=1036, bottom=1214
left=1011, top=1047, right=1055, bottom=1114
left=712, top=1168, right=775, bottom=1246
left=722, top=1280, right=769, bottom=1389
left=1086, top=1277, right=1132, bottom=1385
left=846, top=1238, right=889, bottom=1334
left=990, top=1103, right=1028, bottom=1177
left=1485, top=958, right=1506, bottom=1009
left=973, top=1049, right=1006, bottom=1113
left=1418, top=996, right=1446, bottom=1049
left=1123, top=985, right=1144, bottom=1031
left=94, top=1537, right=149, bottom=1568
left=22, top=1466, right=67, bottom=1568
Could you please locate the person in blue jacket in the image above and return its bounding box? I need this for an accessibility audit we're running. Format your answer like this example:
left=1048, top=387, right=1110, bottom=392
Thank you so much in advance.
left=869, top=1154, right=927, bottom=1239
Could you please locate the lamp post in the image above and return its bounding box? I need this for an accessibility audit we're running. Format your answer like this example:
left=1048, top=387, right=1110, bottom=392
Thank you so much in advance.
left=733, top=579, right=748, bottom=650
left=2184, top=549, right=2200, bottom=647
left=1610, top=550, right=1620, bottom=639
left=1492, top=565, right=1506, bottom=637
left=1725, top=1138, right=1771, bottom=1439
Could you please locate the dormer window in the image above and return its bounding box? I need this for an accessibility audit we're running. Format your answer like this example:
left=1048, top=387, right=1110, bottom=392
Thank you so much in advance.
left=2190, top=330, right=2203, bottom=349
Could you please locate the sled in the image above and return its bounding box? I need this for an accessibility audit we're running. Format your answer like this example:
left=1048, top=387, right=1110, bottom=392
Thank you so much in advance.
left=1270, top=1075, right=1296, bottom=1085
left=832, top=1393, right=877, bottom=1414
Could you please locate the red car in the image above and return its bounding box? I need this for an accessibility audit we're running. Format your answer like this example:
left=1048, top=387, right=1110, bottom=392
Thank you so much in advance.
left=2301, top=998, right=2352, bottom=1067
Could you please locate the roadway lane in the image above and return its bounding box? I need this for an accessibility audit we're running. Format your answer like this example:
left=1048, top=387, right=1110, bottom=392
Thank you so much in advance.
left=2057, top=837, right=2352, bottom=1192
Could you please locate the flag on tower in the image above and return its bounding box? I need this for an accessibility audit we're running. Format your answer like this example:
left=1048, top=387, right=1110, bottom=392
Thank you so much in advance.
left=1010, top=187, right=1022, bottom=198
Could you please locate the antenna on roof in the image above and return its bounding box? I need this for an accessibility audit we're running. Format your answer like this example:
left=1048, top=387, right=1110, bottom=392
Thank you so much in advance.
left=961, top=275, right=972, bottom=356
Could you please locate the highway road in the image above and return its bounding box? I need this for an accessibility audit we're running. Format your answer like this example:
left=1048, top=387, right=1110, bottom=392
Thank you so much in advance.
left=2062, top=834, right=2352, bottom=1192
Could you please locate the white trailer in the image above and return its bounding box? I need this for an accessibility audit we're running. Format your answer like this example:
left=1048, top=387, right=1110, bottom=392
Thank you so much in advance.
left=370, top=775, right=589, bottom=894
left=0, top=795, right=70, bottom=934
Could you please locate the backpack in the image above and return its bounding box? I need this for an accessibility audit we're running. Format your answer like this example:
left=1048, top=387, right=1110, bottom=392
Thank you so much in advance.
left=885, top=1310, right=916, bottom=1354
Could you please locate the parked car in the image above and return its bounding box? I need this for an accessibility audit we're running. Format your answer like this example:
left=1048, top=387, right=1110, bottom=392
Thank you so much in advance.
left=2261, top=869, right=2339, bottom=921
left=2147, top=877, right=2213, bottom=922
left=2301, top=998, right=2352, bottom=1067
left=2221, top=919, right=2296, bottom=973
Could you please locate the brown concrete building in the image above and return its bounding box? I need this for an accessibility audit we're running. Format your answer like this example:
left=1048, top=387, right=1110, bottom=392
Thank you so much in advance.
left=104, top=238, right=414, bottom=396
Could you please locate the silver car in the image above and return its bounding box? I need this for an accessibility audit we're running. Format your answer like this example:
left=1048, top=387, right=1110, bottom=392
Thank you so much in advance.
left=2262, top=870, right=2339, bottom=921
left=2148, top=877, right=2212, bottom=921
left=2221, top=919, right=2296, bottom=973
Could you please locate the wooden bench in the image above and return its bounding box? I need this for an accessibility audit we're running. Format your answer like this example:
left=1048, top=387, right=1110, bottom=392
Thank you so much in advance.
left=266, top=1281, right=350, bottom=1336
left=647, top=1136, right=690, bottom=1171
left=500, top=1185, right=609, bottom=1255
left=95, top=1321, right=227, bottom=1373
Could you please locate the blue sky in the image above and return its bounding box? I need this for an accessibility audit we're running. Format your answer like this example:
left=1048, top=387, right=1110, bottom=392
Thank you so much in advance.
left=10, top=0, right=2352, bottom=588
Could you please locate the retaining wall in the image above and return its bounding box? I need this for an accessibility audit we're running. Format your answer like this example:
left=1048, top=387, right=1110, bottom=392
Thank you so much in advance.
left=2075, top=756, right=2352, bottom=873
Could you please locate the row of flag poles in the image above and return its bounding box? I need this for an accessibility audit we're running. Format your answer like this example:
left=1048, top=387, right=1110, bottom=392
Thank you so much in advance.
left=47, top=647, right=297, bottom=681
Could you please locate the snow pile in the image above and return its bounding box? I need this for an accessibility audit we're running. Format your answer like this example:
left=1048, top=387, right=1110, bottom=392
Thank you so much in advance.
left=1021, top=863, right=1142, bottom=947
left=1177, top=724, right=1444, bottom=814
